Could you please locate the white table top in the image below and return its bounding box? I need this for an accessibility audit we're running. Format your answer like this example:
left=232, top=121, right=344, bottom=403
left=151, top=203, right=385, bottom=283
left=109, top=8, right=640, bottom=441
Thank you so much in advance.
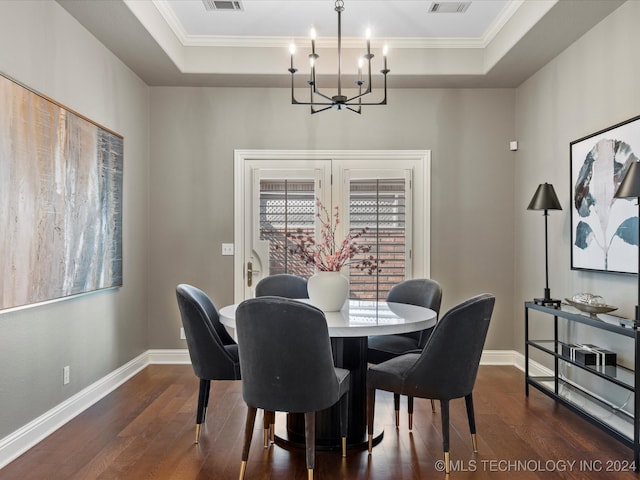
left=219, top=299, right=437, bottom=338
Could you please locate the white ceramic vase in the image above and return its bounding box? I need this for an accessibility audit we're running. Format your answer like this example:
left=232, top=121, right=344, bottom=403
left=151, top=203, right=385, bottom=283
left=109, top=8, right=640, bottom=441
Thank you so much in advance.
left=307, top=271, right=349, bottom=312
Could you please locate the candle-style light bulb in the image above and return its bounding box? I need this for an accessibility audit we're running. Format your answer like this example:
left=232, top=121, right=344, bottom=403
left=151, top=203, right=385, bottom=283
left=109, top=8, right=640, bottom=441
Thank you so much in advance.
left=289, top=43, right=296, bottom=71
left=383, top=44, right=388, bottom=70
left=310, top=27, right=317, bottom=56
left=358, top=57, right=363, bottom=81
left=366, top=27, right=371, bottom=56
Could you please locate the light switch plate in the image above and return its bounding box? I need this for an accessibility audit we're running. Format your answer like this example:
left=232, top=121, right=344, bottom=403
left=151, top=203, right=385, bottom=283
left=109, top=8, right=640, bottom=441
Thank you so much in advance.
left=222, top=243, right=234, bottom=256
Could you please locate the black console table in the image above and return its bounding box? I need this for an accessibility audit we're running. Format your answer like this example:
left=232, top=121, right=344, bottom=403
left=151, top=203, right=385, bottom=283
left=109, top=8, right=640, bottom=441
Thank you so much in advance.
left=524, top=301, right=639, bottom=469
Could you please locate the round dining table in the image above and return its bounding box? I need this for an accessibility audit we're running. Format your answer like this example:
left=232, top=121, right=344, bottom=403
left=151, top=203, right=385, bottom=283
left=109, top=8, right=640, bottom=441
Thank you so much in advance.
left=219, top=298, right=437, bottom=451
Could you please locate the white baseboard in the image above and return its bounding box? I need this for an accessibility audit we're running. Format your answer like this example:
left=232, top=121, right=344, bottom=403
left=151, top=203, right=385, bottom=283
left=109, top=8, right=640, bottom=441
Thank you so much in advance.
left=0, top=351, right=149, bottom=469
left=481, top=349, right=520, bottom=366
left=0, top=348, right=525, bottom=470
left=496, top=350, right=552, bottom=377
left=0, top=350, right=189, bottom=469
left=147, top=348, right=191, bottom=364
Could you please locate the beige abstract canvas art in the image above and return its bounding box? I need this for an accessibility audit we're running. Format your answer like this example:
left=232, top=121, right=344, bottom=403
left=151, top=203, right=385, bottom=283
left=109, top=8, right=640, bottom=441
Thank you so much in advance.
left=0, top=73, right=123, bottom=311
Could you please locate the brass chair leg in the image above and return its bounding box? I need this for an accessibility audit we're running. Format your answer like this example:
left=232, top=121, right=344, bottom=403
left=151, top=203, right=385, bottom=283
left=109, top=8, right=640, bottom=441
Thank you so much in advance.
left=431, top=399, right=436, bottom=413
left=444, top=451, right=450, bottom=474
left=472, top=433, right=478, bottom=452
left=367, top=387, right=375, bottom=454
left=342, top=437, right=347, bottom=458
left=263, top=410, right=275, bottom=447
left=194, top=423, right=201, bottom=444
left=240, top=407, right=257, bottom=480
left=408, top=413, right=413, bottom=431
left=304, top=412, right=316, bottom=480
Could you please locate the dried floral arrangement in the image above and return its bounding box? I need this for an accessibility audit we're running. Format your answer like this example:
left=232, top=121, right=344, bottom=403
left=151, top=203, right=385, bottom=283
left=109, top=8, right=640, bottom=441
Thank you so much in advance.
left=285, top=199, right=382, bottom=274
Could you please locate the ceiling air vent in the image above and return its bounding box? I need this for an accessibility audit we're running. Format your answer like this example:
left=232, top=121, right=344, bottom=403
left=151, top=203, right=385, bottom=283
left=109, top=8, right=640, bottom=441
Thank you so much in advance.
left=428, top=2, right=471, bottom=13
left=202, top=0, right=243, bottom=11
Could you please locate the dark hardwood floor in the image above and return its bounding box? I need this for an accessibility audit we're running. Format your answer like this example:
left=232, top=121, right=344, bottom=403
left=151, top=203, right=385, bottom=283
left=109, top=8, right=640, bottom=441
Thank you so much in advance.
left=1, top=365, right=638, bottom=479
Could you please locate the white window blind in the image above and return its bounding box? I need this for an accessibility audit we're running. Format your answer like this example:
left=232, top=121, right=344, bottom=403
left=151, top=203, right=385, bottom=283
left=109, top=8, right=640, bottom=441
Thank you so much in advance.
left=259, top=179, right=316, bottom=277
left=348, top=178, right=407, bottom=300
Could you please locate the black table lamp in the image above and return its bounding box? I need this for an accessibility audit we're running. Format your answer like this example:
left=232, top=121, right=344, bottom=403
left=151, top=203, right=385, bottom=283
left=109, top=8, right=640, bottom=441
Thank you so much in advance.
left=528, top=183, right=562, bottom=308
left=614, top=160, right=640, bottom=324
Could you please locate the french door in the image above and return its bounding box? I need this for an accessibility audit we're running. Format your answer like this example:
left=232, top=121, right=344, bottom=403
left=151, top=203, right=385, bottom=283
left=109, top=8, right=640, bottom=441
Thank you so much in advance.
left=233, top=150, right=430, bottom=303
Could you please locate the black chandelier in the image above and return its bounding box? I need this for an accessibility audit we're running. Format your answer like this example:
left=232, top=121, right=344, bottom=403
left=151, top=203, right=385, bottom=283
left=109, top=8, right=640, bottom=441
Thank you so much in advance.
left=288, top=0, right=390, bottom=114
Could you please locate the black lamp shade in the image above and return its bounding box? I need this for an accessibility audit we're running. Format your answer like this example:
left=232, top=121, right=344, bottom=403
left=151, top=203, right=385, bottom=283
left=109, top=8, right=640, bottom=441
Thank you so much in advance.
left=615, top=160, right=640, bottom=198
left=527, top=183, right=562, bottom=211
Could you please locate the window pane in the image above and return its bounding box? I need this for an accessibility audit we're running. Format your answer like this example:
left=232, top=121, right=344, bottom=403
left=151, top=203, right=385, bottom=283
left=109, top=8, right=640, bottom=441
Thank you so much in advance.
left=349, top=178, right=406, bottom=300
left=259, top=180, right=316, bottom=277
left=259, top=176, right=408, bottom=301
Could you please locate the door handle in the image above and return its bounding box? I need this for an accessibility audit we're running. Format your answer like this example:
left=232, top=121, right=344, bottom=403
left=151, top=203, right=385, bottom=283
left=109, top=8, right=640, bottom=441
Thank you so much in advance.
left=247, top=261, right=261, bottom=287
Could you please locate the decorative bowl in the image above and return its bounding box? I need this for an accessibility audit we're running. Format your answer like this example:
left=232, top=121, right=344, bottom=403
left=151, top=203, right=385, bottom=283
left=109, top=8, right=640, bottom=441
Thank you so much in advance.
left=564, top=298, right=618, bottom=318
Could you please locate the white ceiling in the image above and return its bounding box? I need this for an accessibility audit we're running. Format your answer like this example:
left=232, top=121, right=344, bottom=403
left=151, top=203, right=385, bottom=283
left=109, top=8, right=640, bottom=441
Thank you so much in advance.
left=57, top=0, right=625, bottom=88
left=159, top=0, right=512, bottom=41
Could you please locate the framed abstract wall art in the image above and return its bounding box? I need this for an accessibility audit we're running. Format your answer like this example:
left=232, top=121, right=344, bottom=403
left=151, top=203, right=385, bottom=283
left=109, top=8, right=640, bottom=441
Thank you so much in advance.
left=0, top=73, right=123, bottom=311
left=570, top=114, right=640, bottom=274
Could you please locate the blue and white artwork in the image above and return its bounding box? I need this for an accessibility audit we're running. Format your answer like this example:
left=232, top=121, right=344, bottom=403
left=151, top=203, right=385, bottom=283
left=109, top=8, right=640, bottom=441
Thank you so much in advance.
left=571, top=116, right=640, bottom=274
left=0, top=74, right=123, bottom=310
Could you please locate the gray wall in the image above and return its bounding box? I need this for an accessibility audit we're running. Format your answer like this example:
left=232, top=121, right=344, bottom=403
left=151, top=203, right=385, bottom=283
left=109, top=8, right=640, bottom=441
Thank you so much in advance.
left=0, top=1, right=150, bottom=438
left=514, top=0, right=640, bottom=358
left=148, top=87, right=516, bottom=350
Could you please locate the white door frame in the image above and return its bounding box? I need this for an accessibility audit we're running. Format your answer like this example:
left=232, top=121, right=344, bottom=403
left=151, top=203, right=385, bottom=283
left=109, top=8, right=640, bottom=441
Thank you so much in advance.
left=233, top=149, right=431, bottom=303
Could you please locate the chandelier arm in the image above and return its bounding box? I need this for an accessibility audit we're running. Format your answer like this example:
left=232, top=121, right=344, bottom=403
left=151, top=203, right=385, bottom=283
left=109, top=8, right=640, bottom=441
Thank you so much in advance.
left=293, top=97, right=388, bottom=107
left=345, top=72, right=389, bottom=106
left=290, top=79, right=336, bottom=106
left=293, top=98, right=346, bottom=106
left=379, top=71, right=388, bottom=105
left=311, top=105, right=334, bottom=114
left=312, top=89, right=336, bottom=103
left=344, top=100, right=388, bottom=106
left=290, top=84, right=317, bottom=105
left=366, top=55, right=374, bottom=97
left=290, top=72, right=299, bottom=105
left=309, top=78, right=336, bottom=105
left=344, top=77, right=386, bottom=104
left=345, top=106, right=362, bottom=114
left=294, top=95, right=388, bottom=107
left=311, top=57, right=318, bottom=95
left=344, top=90, right=372, bottom=103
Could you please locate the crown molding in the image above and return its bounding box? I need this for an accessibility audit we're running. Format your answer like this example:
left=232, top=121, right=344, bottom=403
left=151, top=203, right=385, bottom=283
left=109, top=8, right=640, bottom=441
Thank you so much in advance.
left=152, top=0, right=520, bottom=50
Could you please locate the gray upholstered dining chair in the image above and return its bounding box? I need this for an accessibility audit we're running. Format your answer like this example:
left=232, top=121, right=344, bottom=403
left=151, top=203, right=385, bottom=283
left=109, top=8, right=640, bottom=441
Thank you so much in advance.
left=175, top=284, right=242, bottom=443
left=235, top=296, right=350, bottom=480
left=366, top=293, right=495, bottom=474
left=254, top=273, right=309, bottom=444
left=255, top=273, right=309, bottom=298
left=367, top=278, right=442, bottom=428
